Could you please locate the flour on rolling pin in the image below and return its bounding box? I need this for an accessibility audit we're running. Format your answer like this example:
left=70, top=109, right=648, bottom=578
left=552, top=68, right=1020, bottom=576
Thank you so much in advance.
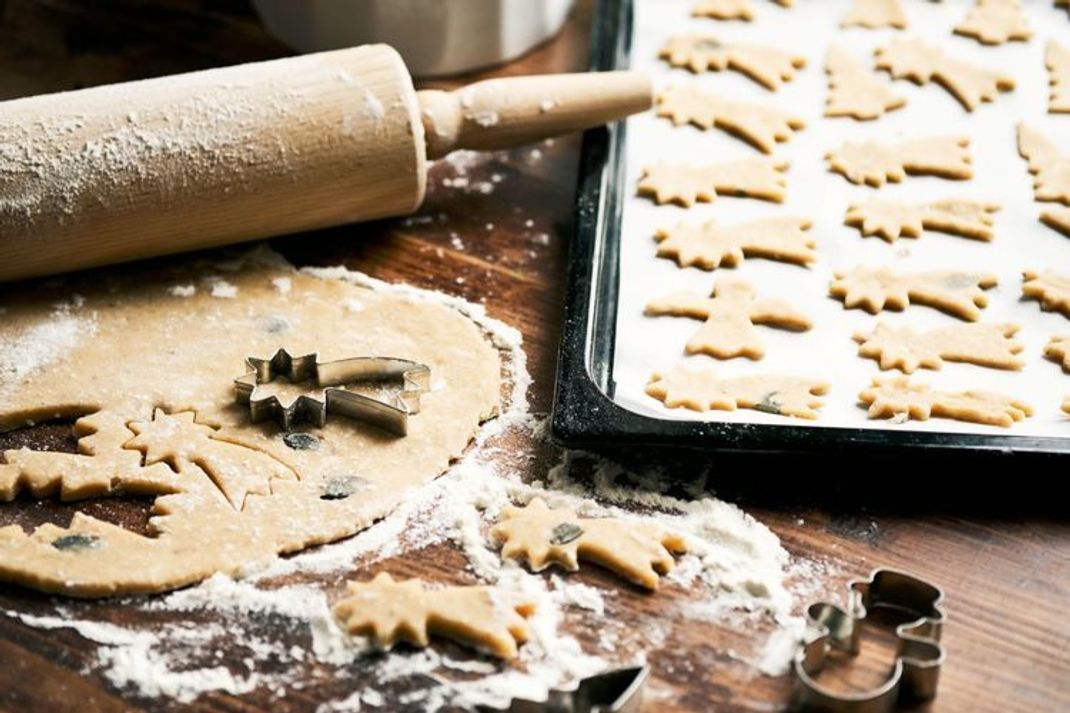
left=0, top=46, right=650, bottom=282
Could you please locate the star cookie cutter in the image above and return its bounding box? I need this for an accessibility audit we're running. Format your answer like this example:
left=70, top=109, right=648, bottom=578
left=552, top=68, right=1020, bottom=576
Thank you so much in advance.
left=792, top=569, right=945, bottom=713
left=500, top=665, right=648, bottom=712
left=234, top=348, right=430, bottom=435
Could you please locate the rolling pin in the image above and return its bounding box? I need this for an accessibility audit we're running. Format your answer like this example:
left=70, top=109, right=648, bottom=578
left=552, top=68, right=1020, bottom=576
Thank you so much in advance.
left=0, top=45, right=650, bottom=282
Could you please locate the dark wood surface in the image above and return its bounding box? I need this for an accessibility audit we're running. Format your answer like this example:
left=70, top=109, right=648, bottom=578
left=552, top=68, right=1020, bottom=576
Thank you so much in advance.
left=1, top=2, right=1068, bottom=711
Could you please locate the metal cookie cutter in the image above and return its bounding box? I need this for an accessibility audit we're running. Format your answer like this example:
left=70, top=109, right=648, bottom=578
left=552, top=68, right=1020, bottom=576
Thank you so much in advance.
left=792, top=569, right=945, bottom=713
left=493, top=665, right=648, bottom=713
left=234, top=348, right=430, bottom=435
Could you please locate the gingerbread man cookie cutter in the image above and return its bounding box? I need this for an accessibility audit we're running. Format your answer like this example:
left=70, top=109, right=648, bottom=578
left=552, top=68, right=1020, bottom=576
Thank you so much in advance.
left=792, top=569, right=945, bottom=713
left=234, top=348, right=430, bottom=434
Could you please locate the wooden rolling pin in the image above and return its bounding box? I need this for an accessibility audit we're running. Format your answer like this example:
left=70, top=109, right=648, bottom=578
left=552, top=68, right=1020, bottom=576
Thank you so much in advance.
left=0, top=45, right=650, bottom=282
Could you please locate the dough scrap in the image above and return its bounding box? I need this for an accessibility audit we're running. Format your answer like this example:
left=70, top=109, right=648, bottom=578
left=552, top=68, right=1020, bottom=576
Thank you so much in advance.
left=654, top=216, right=816, bottom=270
left=333, top=573, right=535, bottom=659
left=954, top=0, right=1032, bottom=45
left=645, top=277, right=811, bottom=360
left=1018, top=123, right=1070, bottom=205
left=658, top=35, right=806, bottom=90
left=844, top=199, right=999, bottom=242
left=875, top=37, right=1015, bottom=111
left=830, top=267, right=997, bottom=321
left=1022, top=269, right=1070, bottom=318
left=859, top=377, right=1032, bottom=427
left=637, top=158, right=788, bottom=206
left=646, top=367, right=829, bottom=419
left=691, top=0, right=792, bottom=21
left=1041, top=205, right=1070, bottom=237
left=841, top=0, right=907, bottom=29
left=0, top=262, right=501, bottom=597
left=489, top=497, right=687, bottom=590
left=854, top=322, right=1024, bottom=373
left=1044, top=335, right=1070, bottom=372
left=656, top=85, right=806, bottom=153
left=826, top=45, right=907, bottom=120
left=826, top=137, right=972, bottom=187
left=1049, top=41, right=1070, bottom=113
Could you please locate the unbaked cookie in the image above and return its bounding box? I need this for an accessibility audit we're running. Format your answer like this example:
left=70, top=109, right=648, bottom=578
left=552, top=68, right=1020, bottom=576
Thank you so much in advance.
left=637, top=158, right=788, bottom=206
left=1018, top=123, right=1070, bottom=205
left=826, top=45, right=907, bottom=120
left=875, top=37, right=1015, bottom=111
left=654, top=216, right=816, bottom=270
left=854, top=322, right=1023, bottom=373
left=859, top=377, right=1032, bottom=427
left=826, top=137, right=972, bottom=187
left=1048, top=41, right=1070, bottom=113
left=656, top=85, right=806, bottom=153
left=659, top=35, right=806, bottom=90
left=845, top=199, right=998, bottom=242
left=953, top=0, right=1032, bottom=45
left=841, top=0, right=907, bottom=29
left=830, top=266, right=997, bottom=320
left=1041, top=205, right=1070, bottom=237
left=647, top=367, right=829, bottom=419
left=692, top=0, right=792, bottom=21
left=1044, top=335, right=1070, bottom=372
left=1022, top=269, right=1070, bottom=318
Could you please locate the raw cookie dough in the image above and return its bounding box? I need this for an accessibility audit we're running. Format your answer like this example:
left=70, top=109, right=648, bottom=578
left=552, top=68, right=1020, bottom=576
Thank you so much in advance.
left=654, top=216, right=816, bottom=270
left=841, top=0, right=907, bottom=29
left=658, top=35, right=806, bottom=90
left=854, top=322, right=1024, bottom=373
left=645, top=278, right=812, bottom=359
left=333, top=573, right=534, bottom=659
left=826, top=137, right=972, bottom=187
left=825, top=45, right=907, bottom=120
left=875, top=38, right=1015, bottom=111
left=0, top=260, right=501, bottom=596
left=830, top=267, right=997, bottom=320
left=1040, top=205, right=1070, bottom=237
left=647, top=367, right=829, bottom=419
left=1022, top=269, right=1070, bottom=318
left=1048, top=41, right=1070, bottom=113
left=637, top=158, right=788, bottom=206
left=692, top=0, right=792, bottom=21
left=953, top=0, right=1032, bottom=45
left=844, top=199, right=999, bottom=242
left=1018, top=123, right=1070, bottom=205
left=1044, top=335, right=1070, bottom=372
left=656, top=85, right=806, bottom=153
left=490, top=497, right=687, bottom=590
left=859, top=377, right=1032, bottom=427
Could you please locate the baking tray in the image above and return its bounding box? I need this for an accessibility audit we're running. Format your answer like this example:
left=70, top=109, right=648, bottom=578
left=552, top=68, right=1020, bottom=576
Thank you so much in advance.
left=551, top=0, right=1070, bottom=458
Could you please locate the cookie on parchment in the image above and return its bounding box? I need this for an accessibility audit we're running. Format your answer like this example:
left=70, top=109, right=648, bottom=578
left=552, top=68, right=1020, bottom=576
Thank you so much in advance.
left=875, top=37, right=1015, bottom=111
left=826, top=45, right=906, bottom=120
left=859, top=377, right=1032, bottom=428
left=827, top=137, right=972, bottom=187
left=647, top=366, right=829, bottom=419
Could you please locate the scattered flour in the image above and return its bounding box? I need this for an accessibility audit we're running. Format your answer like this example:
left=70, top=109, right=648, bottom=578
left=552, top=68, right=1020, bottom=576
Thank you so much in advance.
left=0, top=302, right=96, bottom=399
left=207, top=278, right=238, bottom=299
left=271, top=276, right=292, bottom=295
left=168, top=284, right=196, bottom=298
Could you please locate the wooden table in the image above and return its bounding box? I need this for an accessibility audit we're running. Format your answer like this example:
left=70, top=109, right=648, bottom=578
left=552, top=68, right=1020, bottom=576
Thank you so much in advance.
left=1, top=1, right=1068, bottom=711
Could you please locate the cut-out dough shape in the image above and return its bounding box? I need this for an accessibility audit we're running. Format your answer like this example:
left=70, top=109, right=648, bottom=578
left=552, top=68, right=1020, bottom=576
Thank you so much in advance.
left=827, top=137, right=972, bottom=187
left=658, top=35, right=806, bottom=90
left=692, top=0, right=792, bottom=21
left=1049, top=41, right=1070, bottom=113
left=646, top=367, right=829, bottom=419
left=830, top=267, right=997, bottom=321
left=490, top=497, right=687, bottom=590
left=1017, top=123, right=1070, bottom=205
left=854, top=322, right=1024, bottom=373
left=842, top=0, right=907, bottom=28
left=845, top=199, right=998, bottom=242
left=875, top=38, right=1015, bottom=111
left=1022, top=269, right=1070, bottom=318
left=654, top=216, right=816, bottom=270
left=656, top=85, right=806, bottom=153
left=637, top=158, right=787, bottom=206
left=1041, top=205, right=1070, bottom=237
left=645, top=278, right=811, bottom=360
left=859, top=377, right=1032, bottom=427
left=826, top=45, right=907, bottom=120
left=1064, top=397, right=1070, bottom=416
left=953, top=0, right=1032, bottom=45
left=1045, top=335, right=1070, bottom=372
left=333, top=573, right=535, bottom=659
left=0, top=261, right=500, bottom=597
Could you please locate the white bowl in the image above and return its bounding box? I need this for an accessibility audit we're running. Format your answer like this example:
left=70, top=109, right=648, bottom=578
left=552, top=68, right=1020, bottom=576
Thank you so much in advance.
left=251, top=0, right=576, bottom=78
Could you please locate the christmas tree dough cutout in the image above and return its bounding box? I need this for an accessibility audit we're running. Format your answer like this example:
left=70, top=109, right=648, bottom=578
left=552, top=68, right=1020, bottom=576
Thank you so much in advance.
left=1044, top=335, right=1070, bottom=372
left=654, top=216, right=816, bottom=270
left=859, top=377, right=1032, bottom=427
left=875, top=38, right=1015, bottom=111
left=1041, top=205, right=1070, bottom=237
left=647, top=367, right=829, bottom=419
left=692, top=0, right=792, bottom=21
left=656, top=85, right=806, bottom=153
left=658, top=35, right=806, bottom=90
left=1018, top=124, right=1070, bottom=205
left=842, top=0, right=908, bottom=29
left=489, top=497, right=687, bottom=590
left=333, top=573, right=535, bottom=659
left=637, top=158, right=788, bottom=206
left=845, top=199, right=998, bottom=242
left=826, top=45, right=907, bottom=120
left=954, top=0, right=1032, bottom=45
left=1023, top=269, right=1070, bottom=318
left=827, top=137, right=972, bottom=187
left=854, top=322, right=1024, bottom=373
left=830, top=267, right=997, bottom=320
left=1048, top=41, right=1070, bottom=114
left=645, top=277, right=812, bottom=359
